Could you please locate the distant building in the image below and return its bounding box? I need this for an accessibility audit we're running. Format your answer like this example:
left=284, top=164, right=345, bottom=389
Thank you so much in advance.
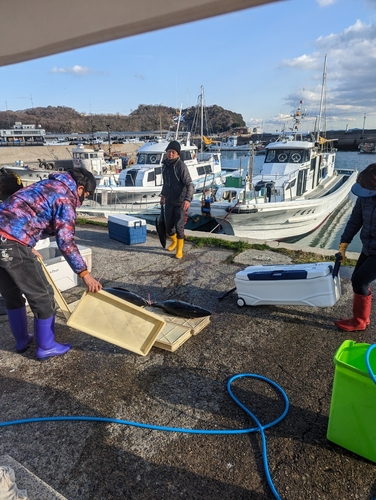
left=0, top=122, right=46, bottom=145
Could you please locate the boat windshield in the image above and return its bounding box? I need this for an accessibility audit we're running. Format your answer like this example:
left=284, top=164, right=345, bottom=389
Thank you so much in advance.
left=137, top=153, right=163, bottom=165
left=265, top=149, right=310, bottom=164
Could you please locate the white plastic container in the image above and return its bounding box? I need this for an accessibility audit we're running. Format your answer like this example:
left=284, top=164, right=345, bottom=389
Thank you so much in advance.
left=235, top=262, right=341, bottom=307
left=38, top=244, right=92, bottom=292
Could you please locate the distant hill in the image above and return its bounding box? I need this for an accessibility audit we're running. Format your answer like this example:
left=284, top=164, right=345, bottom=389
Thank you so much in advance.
left=0, top=105, right=245, bottom=135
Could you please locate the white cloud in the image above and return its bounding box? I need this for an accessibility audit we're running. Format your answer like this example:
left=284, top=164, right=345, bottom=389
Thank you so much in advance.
left=50, top=65, right=97, bottom=76
left=276, top=20, right=376, bottom=129
left=316, top=0, right=337, bottom=6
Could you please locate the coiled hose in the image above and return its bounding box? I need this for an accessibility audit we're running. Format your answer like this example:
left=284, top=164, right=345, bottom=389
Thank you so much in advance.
left=0, top=373, right=289, bottom=500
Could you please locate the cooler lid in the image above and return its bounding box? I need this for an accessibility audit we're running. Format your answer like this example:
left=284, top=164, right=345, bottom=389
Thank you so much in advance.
left=236, top=262, right=333, bottom=281
left=108, top=214, right=146, bottom=227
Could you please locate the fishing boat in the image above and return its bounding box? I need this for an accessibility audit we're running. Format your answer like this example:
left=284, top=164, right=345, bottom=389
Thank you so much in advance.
left=186, top=57, right=357, bottom=241
left=206, top=135, right=252, bottom=152
left=83, top=131, right=223, bottom=211
left=1, top=144, right=124, bottom=188
left=358, top=138, right=376, bottom=154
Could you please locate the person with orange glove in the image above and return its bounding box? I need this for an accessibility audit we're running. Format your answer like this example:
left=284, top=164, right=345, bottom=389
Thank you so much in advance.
left=335, top=163, right=376, bottom=331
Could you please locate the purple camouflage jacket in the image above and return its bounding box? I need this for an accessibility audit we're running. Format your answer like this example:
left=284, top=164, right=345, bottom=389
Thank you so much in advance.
left=0, top=172, right=87, bottom=274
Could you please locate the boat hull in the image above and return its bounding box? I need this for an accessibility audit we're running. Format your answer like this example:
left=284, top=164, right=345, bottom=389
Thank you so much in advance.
left=205, top=171, right=357, bottom=240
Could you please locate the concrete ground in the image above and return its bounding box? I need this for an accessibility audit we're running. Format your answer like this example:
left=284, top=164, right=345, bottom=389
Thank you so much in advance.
left=0, top=225, right=375, bottom=500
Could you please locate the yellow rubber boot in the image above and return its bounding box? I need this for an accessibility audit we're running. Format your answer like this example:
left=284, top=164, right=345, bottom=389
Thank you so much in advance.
left=167, top=234, right=177, bottom=251
left=176, top=238, right=184, bottom=259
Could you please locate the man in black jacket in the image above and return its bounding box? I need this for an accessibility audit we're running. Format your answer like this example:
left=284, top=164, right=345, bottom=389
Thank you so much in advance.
left=160, top=140, right=194, bottom=259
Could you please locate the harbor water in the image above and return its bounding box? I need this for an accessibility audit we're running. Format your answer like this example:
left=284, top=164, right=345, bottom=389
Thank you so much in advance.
left=220, top=150, right=373, bottom=253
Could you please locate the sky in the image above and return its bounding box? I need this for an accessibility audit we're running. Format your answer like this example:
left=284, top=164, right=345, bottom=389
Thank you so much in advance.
left=1, top=0, right=376, bottom=133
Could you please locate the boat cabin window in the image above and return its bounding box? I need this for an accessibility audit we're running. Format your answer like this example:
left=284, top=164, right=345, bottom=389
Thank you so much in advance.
left=125, top=169, right=138, bottom=186
left=180, top=151, right=193, bottom=162
left=265, top=149, right=310, bottom=164
left=196, top=165, right=213, bottom=176
left=137, top=153, right=162, bottom=165
left=146, top=167, right=161, bottom=183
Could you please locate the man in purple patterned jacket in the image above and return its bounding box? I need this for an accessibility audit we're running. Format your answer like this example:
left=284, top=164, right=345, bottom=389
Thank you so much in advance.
left=0, top=168, right=102, bottom=361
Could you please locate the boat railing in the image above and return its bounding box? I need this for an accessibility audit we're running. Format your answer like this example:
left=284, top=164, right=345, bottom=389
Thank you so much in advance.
left=88, top=187, right=160, bottom=213
left=256, top=166, right=301, bottom=183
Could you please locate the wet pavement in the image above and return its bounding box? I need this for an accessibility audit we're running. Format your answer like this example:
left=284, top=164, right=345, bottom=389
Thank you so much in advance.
left=0, top=224, right=375, bottom=500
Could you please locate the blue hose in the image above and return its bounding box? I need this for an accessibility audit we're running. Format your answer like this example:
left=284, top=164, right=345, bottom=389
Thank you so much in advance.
left=366, top=344, right=376, bottom=384
left=0, top=373, right=289, bottom=500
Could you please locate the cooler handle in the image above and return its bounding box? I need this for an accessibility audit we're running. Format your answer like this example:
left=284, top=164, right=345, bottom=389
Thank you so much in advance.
left=332, top=252, right=342, bottom=279
left=366, top=344, right=376, bottom=385
left=134, top=221, right=141, bottom=229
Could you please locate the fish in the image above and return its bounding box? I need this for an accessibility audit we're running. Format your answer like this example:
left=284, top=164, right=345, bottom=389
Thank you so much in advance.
left=156, top=205, right=167, bottom=248
left=152, top=300, right=211, bottom=318
left=103, top=287, right=149, bottom=307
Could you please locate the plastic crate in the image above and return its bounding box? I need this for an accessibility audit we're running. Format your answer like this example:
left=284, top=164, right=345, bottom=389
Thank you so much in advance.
left=67, top=290, right=165, bottom=356
left=327, top=340, right=376, bottom=462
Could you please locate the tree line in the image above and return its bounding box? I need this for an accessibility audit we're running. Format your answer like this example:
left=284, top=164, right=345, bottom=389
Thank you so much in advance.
left=0, top=104, right=246, bottom=135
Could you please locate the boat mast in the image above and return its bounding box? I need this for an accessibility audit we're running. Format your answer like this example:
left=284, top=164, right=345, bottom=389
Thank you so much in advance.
left=200, top=85, right=204, bottom=153
left=174, top=104, right=183, bottom=140
left=316, top=54, right=327, bottom=142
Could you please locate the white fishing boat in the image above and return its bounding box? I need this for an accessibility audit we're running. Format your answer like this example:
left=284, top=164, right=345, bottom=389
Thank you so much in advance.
left=72, top=143, right=123, bottom=182
left=358, top=138, right=376, bottom=154
left=82, top=131, right=223, bottom=211
left=206, top=135, right=251, bottom=152
left=187, top=57, right=358, bottom=241
left=1, top=144, right=124, bottom=188
left=1, top=159, right=68, bottom=186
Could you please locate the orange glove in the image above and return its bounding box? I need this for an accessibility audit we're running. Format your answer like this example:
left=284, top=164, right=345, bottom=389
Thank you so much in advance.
left=339, top=242, right=349, bottom=262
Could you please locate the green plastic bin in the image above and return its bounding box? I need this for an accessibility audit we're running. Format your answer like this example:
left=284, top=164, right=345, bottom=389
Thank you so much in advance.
left=327, top=340, right=376, bottom=462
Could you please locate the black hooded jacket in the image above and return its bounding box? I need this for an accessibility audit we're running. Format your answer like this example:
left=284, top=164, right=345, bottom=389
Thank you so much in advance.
left=161, top=157, right=194, bottom=207
left=341, top=196, right=376, bottom=255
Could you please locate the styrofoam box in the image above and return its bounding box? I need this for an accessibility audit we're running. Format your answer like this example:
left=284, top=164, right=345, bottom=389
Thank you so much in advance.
left=38, top=244, right=92, bottom=292
left=108, top=214, right=146, bottom=245
left=235, top=262, right=341, bottom=307
left=35, top=237, right=54, bottom=250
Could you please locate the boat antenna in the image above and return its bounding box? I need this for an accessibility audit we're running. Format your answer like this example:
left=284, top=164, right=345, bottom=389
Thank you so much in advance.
left=316, top=54, right=327, bottom=142
left=174, top=104, right=183, bottom=140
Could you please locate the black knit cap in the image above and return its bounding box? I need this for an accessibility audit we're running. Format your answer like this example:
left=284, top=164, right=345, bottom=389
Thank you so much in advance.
left=165, top=140, right=181, bottom=154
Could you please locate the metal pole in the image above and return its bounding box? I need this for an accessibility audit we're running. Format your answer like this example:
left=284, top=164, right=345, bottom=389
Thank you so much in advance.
left=200, top=85, right=204, bottom=153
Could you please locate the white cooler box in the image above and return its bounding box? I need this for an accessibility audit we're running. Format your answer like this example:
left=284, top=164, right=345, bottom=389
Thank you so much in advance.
left=38, top=243, right=92, bottom=292
left=235, top=262, right=341, bottom=307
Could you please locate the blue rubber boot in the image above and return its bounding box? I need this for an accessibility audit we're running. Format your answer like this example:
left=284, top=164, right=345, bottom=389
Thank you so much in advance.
left=6, top=307, right=34, bottom=353
left=34, top=316, right=71, bottom=361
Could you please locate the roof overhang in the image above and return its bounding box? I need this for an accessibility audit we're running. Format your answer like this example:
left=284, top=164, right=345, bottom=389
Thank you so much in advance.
left=0, top=0, right=282, bottom=67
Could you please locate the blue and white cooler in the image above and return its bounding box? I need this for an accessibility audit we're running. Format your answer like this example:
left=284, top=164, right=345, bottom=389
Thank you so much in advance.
left=234, top=262, right=341, bottom=307
left=108, top=214, right=147, bottom=245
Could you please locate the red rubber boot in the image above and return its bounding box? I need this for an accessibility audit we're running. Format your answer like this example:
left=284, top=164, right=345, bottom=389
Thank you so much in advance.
left=334, top=293, right=372, bottom=332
